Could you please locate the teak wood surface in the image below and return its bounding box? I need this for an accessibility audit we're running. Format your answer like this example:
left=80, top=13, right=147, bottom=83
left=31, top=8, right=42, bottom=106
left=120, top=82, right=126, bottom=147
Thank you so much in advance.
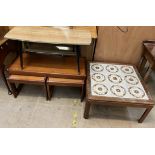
left=46, top=77, right=85, bottom=101
left=5, top=26, right=92, bottom=45
left=7, top=75, right=48, bottom=99
left=8, top=53, right=86, bottom=79
left=8, top=75, right=45, bottom=84
left=47, top=77, right=84, bottom=86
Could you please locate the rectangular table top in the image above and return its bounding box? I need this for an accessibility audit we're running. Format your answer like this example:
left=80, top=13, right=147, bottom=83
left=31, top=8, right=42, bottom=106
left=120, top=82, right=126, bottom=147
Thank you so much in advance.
left=8, top=53, right=86, bottom=79
left=5, top=26, right=92, bottom=45
left=87, top=62, right=153, bottom=105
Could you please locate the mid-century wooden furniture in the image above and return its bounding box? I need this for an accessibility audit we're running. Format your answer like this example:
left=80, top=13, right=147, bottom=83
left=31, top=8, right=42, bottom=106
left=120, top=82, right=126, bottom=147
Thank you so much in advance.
left=0, top=38, right=19, bottom=94
left=46, top=77, right=85, bottom=101
left=7, top=53, right=86, bottom=99
left=5, top=26, right=94, bottom=98
left=138, top=40, right=155, bottom=82
left=8, top=53, right=86, bottom=79
left=84, top=62, right=154, bottom=123
left=5, top=26, right=92, bottom=74
left=7, top=75, right=48, bottom=100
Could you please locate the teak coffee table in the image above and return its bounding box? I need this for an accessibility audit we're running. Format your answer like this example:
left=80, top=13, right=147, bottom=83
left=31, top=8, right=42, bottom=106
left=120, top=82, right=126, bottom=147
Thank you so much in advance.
left=7, top=53, right=86, bottom=100
left=84, top=62, right=154, bottom=123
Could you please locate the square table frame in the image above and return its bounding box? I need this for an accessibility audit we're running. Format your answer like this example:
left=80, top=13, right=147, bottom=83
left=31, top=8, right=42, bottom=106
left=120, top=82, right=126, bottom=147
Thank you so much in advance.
left=84, top=62, right=154, bottom=123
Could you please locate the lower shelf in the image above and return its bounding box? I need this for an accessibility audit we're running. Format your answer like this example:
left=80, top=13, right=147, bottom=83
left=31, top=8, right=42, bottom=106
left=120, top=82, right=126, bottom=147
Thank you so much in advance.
left=8, top=53, right=86, bottom=79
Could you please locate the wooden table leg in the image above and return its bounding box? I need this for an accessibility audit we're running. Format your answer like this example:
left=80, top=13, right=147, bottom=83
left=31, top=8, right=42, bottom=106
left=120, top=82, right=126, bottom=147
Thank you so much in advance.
left=92, top=38, right=97, bottom=61
left=84, top=101, right=91, bottom=119
left=75, top=45, right=80, bottom=74
left=81, top=84, right=85, bottom=102
left=9, top=83, right=17, bottom=98
left=138, top=107, right=153, bottom=123
left=139, top=56, right=147, bottom=73
left=47, top=85, right=50, bottom=100
left=47, top=85, right=54, bottom=100
left=19, top=41, right=23, bottom=69
left=44, top=78, right=48, bottom=101
left=144, top=65, right=152, bottom=82
left=0, top=65, right=12, bottom=95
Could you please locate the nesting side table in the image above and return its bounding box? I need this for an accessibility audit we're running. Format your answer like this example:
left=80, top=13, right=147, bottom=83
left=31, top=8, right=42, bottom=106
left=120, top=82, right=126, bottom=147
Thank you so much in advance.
left=84, top=62, right=154, bottom=123
left=7, top=75, right=48, bottom=99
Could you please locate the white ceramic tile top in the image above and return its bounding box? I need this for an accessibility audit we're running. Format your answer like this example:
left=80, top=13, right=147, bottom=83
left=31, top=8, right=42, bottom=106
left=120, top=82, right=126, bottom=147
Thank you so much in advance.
left=90, top=63, right=149, bottom=100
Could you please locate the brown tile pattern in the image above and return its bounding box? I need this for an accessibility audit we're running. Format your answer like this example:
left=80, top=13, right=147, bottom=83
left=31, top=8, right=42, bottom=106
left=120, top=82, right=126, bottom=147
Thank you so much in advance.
left=90, top=63, right=149, bottom=100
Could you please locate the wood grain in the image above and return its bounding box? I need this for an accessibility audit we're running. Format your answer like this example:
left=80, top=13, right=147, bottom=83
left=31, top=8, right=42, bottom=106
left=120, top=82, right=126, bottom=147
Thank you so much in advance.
left=73, top=26, right=97, bottom=39
left=8, top=75, right=48, bottom=99
left=8, top=75, right=45, bottom=83
left=5, top=26, right=91, bottom=45
left=8, top=53, right=86, bottom=79
left=7, top=26, right=97, bottom=38
left=95, top=26, right=155, bottom=65
left=47, top=77, right=84, bottom=86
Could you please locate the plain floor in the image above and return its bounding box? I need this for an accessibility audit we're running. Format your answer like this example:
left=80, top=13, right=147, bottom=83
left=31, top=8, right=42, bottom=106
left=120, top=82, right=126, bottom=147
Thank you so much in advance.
left=0, top=72, right=155, bottom=128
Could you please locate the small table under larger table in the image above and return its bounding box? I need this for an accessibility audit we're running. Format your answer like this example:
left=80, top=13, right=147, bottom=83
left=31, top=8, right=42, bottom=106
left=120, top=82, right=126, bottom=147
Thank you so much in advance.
left=4, top=26, right=95, bottom=99
left=84, top=62, right=154, bottom=123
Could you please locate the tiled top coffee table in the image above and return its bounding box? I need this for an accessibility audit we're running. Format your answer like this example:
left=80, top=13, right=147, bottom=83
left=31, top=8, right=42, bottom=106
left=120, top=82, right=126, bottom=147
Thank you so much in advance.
left=84, top=62, right=154, bottom=123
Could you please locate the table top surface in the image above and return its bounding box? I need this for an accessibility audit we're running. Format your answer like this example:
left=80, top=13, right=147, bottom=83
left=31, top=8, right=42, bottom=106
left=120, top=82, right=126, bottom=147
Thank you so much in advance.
left=5, top=26, right=93, bottom=45
left=73, top=26, right=97, bottom=39
left=8, top=53, right=86, bottom=79
left=87, top=62, right=153, bottom=105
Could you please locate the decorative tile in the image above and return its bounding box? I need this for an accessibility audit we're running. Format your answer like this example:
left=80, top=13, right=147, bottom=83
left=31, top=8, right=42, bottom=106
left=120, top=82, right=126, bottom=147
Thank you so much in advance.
left=93, top=84, right=108, bottom=95
left=90, top=63, right=149, bottom=100
left=92, top=73, right=106, bottom=82
left=110, top=85, right=126, bottom=97
left=91, top=64, right=104, bottom=72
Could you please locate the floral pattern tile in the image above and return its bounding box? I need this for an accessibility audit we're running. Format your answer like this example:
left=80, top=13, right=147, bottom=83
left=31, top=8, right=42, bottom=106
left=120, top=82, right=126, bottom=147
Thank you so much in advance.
left=90, top=63, right=149, bottom=100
